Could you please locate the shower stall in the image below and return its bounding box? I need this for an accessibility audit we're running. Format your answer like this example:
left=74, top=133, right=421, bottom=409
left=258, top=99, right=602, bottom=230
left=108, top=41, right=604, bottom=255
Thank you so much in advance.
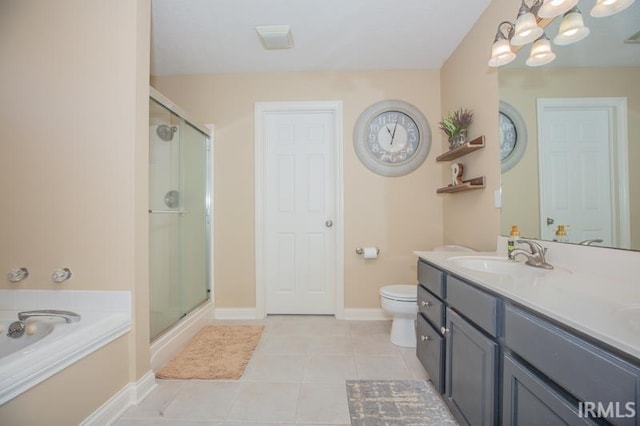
left=149, top=89, right=211, bottom=342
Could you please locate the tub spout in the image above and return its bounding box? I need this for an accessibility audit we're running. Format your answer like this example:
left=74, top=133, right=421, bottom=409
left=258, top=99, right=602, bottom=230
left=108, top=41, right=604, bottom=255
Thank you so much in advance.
left=18, top=310, right=81, bottom=323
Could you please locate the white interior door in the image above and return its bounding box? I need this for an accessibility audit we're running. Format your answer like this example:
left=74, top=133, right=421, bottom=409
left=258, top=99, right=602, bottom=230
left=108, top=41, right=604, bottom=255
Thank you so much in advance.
left=538, top=100, right=614, bottom=245
left=260, top=106, right=339, bottom=314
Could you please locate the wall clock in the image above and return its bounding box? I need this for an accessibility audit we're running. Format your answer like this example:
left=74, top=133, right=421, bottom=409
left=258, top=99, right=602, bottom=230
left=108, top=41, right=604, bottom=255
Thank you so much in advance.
left=353, top=99, right=431, bottom=177
left=499, top=100, right=528, bottom=173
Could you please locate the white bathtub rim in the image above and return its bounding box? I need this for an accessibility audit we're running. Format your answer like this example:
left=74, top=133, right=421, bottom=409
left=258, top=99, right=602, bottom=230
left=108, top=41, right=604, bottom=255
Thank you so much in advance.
left=0, top=312, right=131, bottom=406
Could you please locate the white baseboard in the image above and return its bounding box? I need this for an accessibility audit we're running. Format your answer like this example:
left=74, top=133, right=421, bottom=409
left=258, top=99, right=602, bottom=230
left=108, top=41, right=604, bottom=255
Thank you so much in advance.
left=343, top=308, right=390, bottom=321
left=213, top=307, right=388, bottom=321
left=81, top=370, right=156, bottom=426
left=150, top=301, right=214, bottom=371
left=214, top=307, right=259, bottom=320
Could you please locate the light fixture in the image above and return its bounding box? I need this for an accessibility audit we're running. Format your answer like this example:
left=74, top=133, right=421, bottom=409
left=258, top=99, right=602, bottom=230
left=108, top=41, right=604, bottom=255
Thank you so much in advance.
left=591, top=0, right=635, bottom=17
left=488, top=22, right=517, bottom=67
left=553, top=7, right=590, bottom=45
left=511, top=1, right=545, bottom=45
left=488, top=0, right=634, bottom=67
left=255, top=25, right=293, bottom=50
left=538, top=0, right=579, bottom=18
left=526, top=33, right=557, bottom=66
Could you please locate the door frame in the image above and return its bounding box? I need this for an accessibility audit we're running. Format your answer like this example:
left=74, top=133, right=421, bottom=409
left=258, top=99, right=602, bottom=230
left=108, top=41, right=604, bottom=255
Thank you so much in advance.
left=537, top=97, right=630, bottom=248
left=254, top=101, right=344, bottom=319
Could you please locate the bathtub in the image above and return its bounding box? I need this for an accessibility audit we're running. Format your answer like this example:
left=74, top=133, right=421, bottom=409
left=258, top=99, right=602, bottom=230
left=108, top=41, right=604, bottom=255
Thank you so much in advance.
left=0, top=290, right=131, bottom=405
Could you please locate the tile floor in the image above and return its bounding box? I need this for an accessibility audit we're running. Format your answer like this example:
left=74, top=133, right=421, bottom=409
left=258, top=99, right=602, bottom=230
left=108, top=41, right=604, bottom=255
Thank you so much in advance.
left=115, top=315, right=430, bottom=426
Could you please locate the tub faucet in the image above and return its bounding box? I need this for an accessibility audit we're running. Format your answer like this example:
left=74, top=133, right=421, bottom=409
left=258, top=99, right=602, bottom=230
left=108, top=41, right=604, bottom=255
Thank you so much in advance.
left=512, top=240, right=554, bottom=270
left=18, top=310, right=81, bottom=323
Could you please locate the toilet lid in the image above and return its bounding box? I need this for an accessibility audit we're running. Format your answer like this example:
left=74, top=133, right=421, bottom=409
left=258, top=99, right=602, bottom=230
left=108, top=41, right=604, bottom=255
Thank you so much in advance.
left=380, top=285, right=417, bottom=301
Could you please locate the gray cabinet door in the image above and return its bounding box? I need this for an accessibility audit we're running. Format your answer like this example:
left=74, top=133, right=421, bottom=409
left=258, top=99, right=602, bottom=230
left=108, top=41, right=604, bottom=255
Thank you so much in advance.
left=503, top=353, right=598, bottom=426
left=417, top=314, right=445, bottom=393
left=445, top=308, right=498, bottom=426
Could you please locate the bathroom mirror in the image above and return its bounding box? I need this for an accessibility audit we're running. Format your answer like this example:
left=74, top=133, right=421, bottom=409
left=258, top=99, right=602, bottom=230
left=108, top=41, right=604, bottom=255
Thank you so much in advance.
left=499, top=2, right=640, bottom=251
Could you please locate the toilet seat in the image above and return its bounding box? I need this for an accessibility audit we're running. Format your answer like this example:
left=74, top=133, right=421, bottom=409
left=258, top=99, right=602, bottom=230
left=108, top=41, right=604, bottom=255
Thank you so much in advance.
left=380, top=285, right=417, bottom=302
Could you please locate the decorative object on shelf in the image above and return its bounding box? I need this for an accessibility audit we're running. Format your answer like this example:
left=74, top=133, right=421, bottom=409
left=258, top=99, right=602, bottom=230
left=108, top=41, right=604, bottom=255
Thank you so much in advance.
left=451, top=163, right=464, bottom=186
left=436, top=176, right=486, bottom=194
left=438, top=108, right=473, bottom=150
left=353, top=99, right=431, bottom=177
left=488, top=0, right=634, bottom=68
left=499, top=101, right=528, bottom=173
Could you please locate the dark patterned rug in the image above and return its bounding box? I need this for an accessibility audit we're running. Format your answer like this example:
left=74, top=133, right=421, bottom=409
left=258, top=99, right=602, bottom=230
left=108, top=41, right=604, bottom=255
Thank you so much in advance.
left=346, top=380, right=457, bottom=426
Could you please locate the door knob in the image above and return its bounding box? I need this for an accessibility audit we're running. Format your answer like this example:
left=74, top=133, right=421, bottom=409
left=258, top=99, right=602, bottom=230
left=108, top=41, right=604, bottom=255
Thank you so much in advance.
left=325, top=220, right=333, bottom=228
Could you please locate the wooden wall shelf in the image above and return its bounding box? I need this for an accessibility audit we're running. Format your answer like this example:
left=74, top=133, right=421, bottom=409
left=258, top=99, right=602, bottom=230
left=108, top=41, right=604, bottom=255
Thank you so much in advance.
left=436, top=136, right=485, bottom=162
left=437, top=177, right=486, bottom=194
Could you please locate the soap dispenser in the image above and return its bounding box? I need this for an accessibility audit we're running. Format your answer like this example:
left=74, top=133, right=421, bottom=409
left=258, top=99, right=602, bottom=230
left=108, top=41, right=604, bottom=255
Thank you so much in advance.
left=508, top=225, right=520, bottom=260
left=553, top=225, right=569, bottom=243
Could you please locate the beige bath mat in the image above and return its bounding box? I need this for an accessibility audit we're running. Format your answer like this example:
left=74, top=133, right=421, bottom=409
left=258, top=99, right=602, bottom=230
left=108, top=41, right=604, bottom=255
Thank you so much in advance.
left=156, top=324, right=264, bottom=380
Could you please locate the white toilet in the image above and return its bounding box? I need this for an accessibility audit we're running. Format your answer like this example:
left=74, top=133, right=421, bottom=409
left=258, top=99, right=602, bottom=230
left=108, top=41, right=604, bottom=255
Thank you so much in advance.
left=380, top=284, right=418, bottom=348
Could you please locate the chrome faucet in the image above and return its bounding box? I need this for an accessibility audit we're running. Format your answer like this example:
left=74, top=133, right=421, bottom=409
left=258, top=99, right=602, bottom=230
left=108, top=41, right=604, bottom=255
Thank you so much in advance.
left=18, top=310, right=81, bottom=323
left=579, top=239, right=603, bottom=246
left=7, top=310, right=81, bottom=338
left=512, top=240, right=554, bottom=270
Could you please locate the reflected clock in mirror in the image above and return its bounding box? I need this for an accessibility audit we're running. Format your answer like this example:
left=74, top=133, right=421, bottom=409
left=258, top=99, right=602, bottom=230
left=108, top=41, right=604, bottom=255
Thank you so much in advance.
left=499, top=101, right=527, bottom=173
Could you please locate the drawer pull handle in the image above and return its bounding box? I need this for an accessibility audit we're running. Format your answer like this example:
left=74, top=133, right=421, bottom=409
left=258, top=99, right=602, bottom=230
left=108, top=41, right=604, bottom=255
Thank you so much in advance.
left=420, top=301, right=430, bottom=307
left=440, top=327, right=449, bottom=336
left=420, top=335, right=429, bottom=342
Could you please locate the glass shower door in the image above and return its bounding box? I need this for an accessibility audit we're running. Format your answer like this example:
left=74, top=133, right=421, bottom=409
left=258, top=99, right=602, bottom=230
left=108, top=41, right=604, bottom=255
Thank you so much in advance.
left=149, top=98, right=209, bottom=341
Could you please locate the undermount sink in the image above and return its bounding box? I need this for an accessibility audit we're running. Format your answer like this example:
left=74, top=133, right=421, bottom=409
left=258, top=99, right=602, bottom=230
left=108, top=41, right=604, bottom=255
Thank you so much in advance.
left=448, top=256, right=528, bottom=276
left=447, top=256, right=572, bottom=279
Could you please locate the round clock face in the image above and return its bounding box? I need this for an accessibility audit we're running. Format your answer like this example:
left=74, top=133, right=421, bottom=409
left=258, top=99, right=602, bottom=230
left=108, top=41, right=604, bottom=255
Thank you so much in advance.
left=499, top=101, right=528, bottom=173
left=367, top=111, right=419, bottom=163
left=354, top=100, right=431, bottom=177
left=499, top=112, right=517, bottom=161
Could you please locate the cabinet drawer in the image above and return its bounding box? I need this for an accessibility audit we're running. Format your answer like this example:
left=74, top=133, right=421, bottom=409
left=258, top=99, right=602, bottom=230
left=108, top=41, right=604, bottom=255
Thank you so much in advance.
left=418, top=285, right=445, bottom=328
left=418, top=260, right=445, bottom=299
left=447, top=275, right=500, bottom=337
left=416, top=314, right=445, bottom=394
left=505, top=305, right=640, bottom=426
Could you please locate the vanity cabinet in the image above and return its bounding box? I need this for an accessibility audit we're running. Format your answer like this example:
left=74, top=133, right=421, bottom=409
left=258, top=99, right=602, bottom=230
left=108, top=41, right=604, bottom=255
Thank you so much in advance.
left=416, top=259, right=500, bottom=425
left=504, top=305, right=640, bottom=426
left=415, top=257, right=640, bottom=426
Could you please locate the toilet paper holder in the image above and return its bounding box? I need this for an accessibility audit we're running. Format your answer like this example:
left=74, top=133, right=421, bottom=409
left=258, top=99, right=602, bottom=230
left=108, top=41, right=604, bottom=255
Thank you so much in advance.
left=355, top=247, right=380, bottom=256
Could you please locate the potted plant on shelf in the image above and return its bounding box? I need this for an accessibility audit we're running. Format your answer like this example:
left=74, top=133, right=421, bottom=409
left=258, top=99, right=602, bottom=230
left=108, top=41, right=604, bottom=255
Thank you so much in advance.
left=439, top=108, right=473, bottom=150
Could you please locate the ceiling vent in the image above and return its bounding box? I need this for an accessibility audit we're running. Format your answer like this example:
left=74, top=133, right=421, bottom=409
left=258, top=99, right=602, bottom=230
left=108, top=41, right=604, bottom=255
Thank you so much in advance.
left=256, top=25, right=293, bottom=50
left=624, top=30, right=640, bottom=44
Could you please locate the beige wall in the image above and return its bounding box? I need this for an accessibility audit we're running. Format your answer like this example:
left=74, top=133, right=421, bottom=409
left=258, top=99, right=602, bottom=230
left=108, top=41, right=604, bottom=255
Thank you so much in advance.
left=152, top=70, right=444, bottom=309
left=0, top=0, right=150, bottom=421
left=439, top=0, right=512, bottom=251
left=499, top=67, right=640, bottom=249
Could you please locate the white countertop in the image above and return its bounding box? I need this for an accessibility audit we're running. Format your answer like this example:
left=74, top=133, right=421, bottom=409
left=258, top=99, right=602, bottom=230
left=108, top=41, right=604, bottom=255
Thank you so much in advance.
left=414, top=249, right=640, bottom=363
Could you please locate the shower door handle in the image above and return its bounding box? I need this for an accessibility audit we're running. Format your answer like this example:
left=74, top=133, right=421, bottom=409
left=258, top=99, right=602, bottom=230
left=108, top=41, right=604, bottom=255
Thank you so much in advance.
left=148, top=209, right=189, bottom=214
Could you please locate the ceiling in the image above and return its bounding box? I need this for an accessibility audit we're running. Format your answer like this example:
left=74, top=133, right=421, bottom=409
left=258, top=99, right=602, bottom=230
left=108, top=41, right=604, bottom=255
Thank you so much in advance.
left=150, top=0, right=492, bottom=76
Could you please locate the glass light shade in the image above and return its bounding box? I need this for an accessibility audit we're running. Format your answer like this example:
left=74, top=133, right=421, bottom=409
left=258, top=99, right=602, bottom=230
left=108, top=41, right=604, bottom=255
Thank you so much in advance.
left=554, top=9, right=590, bottom=45
left=488, top=38, right=516, bottom=67
left=526, top=37, right=556, bottom=66
left=511, top=12, right=544, bottom=45
left=591, top=0, right=635, bottom=17
left=538, top=0, right=579, bottom=18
